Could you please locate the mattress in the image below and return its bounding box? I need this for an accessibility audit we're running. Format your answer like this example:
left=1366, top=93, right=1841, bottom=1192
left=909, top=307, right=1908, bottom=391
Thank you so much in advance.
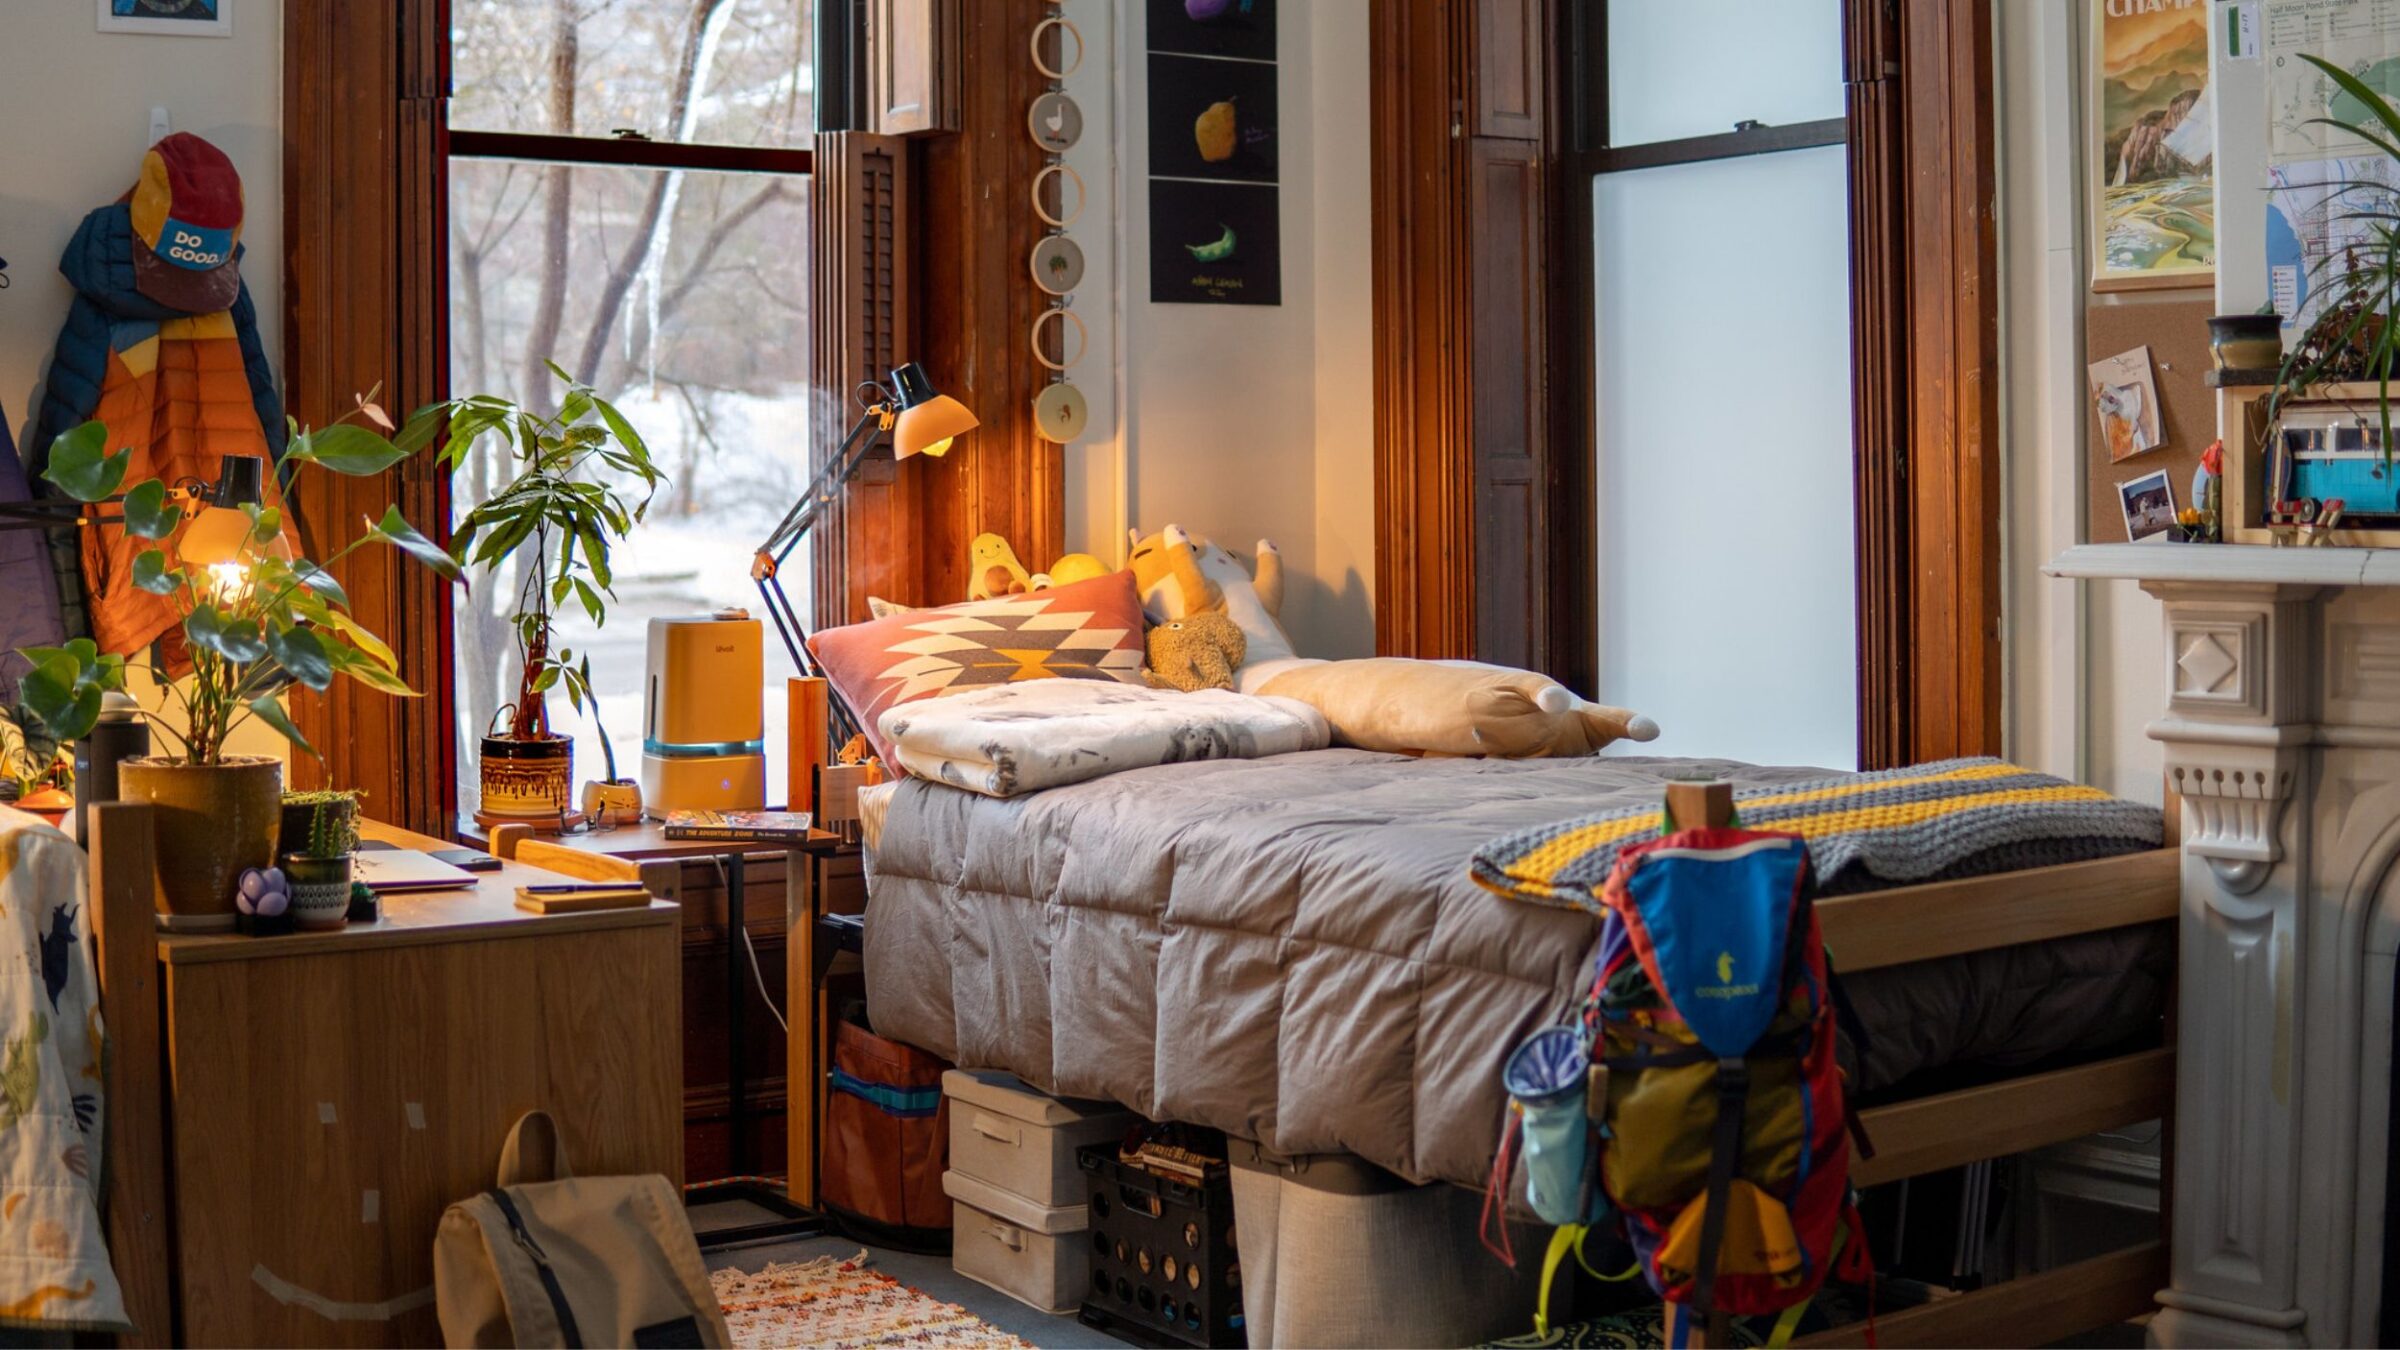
left=862, top=751, right=2169, bottom=1190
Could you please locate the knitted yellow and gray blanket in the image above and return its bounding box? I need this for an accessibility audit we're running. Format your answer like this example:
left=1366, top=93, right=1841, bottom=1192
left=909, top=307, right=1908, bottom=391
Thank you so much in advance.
left=1471, top=758, right=2164, bottom=913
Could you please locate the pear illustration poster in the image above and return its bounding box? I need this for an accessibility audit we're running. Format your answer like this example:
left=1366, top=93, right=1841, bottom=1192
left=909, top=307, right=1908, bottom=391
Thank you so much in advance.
left=1147, top=3, right=1280, bottom=305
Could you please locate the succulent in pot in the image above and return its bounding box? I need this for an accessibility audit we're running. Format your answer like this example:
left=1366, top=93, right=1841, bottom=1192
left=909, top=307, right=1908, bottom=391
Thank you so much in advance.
left=279, top=789, right=363, bottom=931
left=431, top=365, right=660, bottom=825
left=14, top=394, right=462, bottom=928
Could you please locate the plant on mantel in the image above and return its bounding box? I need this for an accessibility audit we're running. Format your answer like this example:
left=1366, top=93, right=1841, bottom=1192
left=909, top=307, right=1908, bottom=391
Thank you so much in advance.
left=14, top=393, right=462, bottom=926
left=433, top=363, right=661, bottom=820
left=2273, top=55, right=2400, bottom=457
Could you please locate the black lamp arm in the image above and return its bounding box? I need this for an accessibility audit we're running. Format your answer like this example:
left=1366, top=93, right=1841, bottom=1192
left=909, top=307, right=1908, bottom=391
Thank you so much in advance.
left=750, top=398, right=898, bottom=753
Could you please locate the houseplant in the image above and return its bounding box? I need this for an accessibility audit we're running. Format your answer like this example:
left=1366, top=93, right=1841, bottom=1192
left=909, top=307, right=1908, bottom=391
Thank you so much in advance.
left=15, top=398, right=461, bottom=927
left=432, top=364, right=660, bottom=823
left=2273, top=55, right=2400, bottom=457
left=279, top=788, right=361, bottom=930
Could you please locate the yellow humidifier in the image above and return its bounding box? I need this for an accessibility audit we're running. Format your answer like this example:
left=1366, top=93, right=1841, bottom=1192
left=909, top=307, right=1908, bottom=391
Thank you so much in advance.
left=641, top=609, right=767, bottom=817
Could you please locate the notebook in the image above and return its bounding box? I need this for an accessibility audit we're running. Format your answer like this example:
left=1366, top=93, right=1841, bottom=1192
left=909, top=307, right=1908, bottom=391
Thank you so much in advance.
left=353, top=848, right=480, bottom=893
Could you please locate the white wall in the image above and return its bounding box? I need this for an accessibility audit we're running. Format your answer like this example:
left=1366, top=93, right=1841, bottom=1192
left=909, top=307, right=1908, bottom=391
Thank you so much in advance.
left=1058, top=0, right=1375, bottom=659
left=0, top=4, right=287, bottom=762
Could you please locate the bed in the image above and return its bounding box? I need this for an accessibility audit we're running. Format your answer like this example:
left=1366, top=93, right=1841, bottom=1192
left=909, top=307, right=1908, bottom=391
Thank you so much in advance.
left=859, top=747, right=2182, bottom=1346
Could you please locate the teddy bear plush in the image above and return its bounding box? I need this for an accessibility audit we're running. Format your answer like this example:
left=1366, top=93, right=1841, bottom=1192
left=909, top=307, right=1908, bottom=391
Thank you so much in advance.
left=1144, top=612, right=1248, bottom=692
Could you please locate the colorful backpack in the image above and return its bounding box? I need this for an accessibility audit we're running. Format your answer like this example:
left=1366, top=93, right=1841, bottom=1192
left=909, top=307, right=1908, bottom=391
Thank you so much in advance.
left=1494, top=817, right=1873, bottom=1347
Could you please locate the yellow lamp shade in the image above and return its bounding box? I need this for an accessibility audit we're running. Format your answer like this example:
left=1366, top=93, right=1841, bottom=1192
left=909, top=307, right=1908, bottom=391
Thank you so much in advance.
left=180, top=505, right=251, bottom=567
left=894, top=394, right=977, bottom=460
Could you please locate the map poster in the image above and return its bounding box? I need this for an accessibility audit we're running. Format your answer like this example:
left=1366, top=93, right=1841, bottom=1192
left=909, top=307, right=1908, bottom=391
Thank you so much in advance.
left=2264, top=0, right=2400, bottom=335
left=2090, top=0, right=2216, bottom=292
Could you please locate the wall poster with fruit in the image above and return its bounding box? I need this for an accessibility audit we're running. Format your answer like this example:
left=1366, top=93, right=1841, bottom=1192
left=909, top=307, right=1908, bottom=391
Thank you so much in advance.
left=1147, top=0, right=1281, bottom=305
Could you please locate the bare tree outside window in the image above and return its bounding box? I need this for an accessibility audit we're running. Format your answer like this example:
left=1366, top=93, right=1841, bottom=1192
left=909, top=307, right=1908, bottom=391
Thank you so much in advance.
left=450, top=0, right=813, bottom=814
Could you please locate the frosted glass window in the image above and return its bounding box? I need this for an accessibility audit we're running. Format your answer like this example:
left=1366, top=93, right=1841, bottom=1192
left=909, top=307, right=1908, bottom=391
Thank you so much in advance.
left=1592, top=144, right=1856, bottom=770
left=1606, top=0, right=1844, bottom=147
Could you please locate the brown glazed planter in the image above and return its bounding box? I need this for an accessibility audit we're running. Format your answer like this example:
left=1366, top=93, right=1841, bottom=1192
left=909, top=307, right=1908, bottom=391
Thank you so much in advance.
left=480, top=733, right=574, bottom=817
left=118, top=756, right=283, bottom=931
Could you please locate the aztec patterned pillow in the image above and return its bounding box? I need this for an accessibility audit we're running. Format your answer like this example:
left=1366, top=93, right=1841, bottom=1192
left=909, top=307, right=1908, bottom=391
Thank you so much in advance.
left=808, top=569, right=1148, bottom=766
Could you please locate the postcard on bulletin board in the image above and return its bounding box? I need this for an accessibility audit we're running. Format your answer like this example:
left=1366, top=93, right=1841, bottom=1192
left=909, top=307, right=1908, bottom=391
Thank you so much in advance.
left=2089, top=346, right=2166, bottom=461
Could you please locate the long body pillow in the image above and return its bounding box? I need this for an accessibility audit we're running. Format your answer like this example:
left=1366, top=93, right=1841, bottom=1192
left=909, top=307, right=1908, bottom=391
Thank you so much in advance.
left=878, top=681, right=1329, bottom=797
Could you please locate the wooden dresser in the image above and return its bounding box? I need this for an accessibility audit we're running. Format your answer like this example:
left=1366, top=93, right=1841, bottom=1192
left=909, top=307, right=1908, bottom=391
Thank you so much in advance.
left=154, top=822, right=681, bottom=1347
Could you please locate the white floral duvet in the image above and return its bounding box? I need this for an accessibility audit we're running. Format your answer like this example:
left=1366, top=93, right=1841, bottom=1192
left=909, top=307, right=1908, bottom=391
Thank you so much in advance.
left=877, top=681, right=1329, bottom=797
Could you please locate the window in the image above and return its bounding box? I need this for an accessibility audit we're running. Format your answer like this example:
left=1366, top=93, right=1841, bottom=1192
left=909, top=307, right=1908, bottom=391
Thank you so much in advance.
left=447, top=0, right=813, bottom=814
left=1582, top=0, right=1856, bottom=769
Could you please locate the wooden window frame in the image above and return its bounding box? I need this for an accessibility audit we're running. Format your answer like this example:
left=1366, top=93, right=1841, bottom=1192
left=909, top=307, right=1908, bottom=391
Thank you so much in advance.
left=286, top=1, right=823, bottom=832
left=1370, top=0, right=2000, bottom=768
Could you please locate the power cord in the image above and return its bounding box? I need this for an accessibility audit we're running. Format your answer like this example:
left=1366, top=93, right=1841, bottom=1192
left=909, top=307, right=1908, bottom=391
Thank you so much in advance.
left=710, top=857, right=789, bottom=1033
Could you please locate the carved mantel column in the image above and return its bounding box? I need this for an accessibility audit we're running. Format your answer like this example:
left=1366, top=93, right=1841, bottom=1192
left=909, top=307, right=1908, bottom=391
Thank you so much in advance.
left=2048, top=544, right=2400, bottom=1349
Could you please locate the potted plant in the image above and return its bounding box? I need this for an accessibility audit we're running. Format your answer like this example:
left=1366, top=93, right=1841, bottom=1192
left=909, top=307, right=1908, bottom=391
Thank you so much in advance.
left=16, top=396, right=462, bottom=928
left=2274, top=55, right=2400, bottom=454
left=431, top=364, right=660, bottom=825
left=279, top=788, right=361, bottom=931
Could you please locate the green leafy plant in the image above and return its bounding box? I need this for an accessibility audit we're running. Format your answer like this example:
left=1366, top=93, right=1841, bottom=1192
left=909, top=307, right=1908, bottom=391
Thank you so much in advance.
left=432, top=363, right=662, bottom=745
left=2273, top=54, right=2400, bottom=455
left=14, top=394, right=463, bottom=763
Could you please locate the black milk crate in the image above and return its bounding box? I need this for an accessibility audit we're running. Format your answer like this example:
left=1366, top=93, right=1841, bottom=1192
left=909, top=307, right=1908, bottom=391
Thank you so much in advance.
left=1075, top=1142, right=1243, bottom=1348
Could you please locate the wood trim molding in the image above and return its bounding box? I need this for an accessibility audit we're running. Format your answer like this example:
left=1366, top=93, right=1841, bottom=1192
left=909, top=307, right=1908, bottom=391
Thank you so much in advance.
left=909, top=0, right=1062, bottom=606
left=808, top=132, right=916, bottom=628
left=1370, top=0, right=1475, bottom=661
left=1848, top=0, right=2002, bottom=765
left=282, top=0, right=457, bottom=832
left=812, top=1, right=1059, bottom=625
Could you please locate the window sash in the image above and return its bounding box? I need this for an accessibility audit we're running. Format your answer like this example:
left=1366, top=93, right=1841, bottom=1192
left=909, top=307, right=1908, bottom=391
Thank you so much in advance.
left=447, top=129, right=812, bottom=176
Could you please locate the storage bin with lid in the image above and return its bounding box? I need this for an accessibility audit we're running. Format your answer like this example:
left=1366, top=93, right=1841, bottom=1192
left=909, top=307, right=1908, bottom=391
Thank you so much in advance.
left=944, top=1168, right=1092, bottom=1314
left=942, top=1069, right=1136, bottom=1206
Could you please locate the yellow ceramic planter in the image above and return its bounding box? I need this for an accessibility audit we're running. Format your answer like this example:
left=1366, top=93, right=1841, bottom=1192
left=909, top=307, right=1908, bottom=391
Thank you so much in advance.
left=118, top=756, right=283, bottom=930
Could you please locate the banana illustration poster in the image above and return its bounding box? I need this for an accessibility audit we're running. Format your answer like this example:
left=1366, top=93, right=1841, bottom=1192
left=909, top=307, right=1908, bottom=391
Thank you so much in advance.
left=1147, top=0, right=1281, bottom=305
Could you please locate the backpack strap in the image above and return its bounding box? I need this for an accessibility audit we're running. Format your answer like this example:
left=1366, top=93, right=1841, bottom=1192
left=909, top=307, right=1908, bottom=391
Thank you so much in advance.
left=1821, top=965, right=1879, bottom=1163
left=1691, top=1055, right=1751, bottom=1320
left=485, top=1187, right=586, bottom=1349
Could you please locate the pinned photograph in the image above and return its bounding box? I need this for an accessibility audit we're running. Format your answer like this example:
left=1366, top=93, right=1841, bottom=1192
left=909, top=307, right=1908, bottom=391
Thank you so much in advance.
left=2119, top=468, right=2179, bottom=543
left=2088, top=346, right=2164, bottom=462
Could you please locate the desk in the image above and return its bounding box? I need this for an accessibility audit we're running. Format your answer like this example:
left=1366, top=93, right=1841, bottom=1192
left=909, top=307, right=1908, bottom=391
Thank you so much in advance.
left=156, top=821, right=681, bottom=1346
left=458, top=818, right=844, bottom=1242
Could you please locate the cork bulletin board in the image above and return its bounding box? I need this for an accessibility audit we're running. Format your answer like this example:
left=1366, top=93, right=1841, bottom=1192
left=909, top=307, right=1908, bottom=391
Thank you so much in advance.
left=2084, top=292, right=2214, bottom=542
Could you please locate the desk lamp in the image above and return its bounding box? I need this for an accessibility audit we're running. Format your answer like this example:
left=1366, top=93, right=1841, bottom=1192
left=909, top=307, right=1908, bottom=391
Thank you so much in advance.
left=750, top=361, right=978, bottom=738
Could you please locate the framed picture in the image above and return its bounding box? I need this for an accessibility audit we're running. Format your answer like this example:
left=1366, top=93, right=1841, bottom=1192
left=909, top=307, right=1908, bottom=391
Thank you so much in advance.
left=97, top=0, right=231, bottom=37
left=2119, top=468, right=2180, bottom=543
left=2089, top=0, right=2211, bottom=292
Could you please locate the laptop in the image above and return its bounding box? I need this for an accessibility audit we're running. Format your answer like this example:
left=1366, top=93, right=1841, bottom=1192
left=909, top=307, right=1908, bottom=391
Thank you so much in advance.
left=353, top=848, right=480, bottom=894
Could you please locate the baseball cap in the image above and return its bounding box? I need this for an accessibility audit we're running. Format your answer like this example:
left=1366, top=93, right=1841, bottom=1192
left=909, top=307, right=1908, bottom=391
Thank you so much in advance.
left=127, top=132, right=243, bottom=312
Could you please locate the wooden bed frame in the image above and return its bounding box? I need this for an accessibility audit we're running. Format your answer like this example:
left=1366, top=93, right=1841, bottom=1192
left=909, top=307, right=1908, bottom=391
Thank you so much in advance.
left=87, top=801, right=176, bottom=1345
left=1793, top=844, right=2180, bottom=1346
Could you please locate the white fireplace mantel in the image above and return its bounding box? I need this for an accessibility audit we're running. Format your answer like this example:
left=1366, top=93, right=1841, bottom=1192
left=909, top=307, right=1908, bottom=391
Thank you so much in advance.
left=2048, top=543, right=2400, bottom=1348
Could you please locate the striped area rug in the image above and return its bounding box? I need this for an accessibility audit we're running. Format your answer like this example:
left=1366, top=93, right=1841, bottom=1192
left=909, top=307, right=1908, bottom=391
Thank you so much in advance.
left=710, top=1251, right=1033, bottom=1350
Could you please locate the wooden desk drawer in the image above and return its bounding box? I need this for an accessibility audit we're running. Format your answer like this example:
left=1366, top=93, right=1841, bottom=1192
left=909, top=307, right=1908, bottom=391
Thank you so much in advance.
left=164, top=923, right=679, bottom=1347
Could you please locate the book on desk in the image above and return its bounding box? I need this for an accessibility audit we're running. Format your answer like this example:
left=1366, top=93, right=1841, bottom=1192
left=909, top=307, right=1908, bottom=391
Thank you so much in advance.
left=660, top=809, right=815, bottom=843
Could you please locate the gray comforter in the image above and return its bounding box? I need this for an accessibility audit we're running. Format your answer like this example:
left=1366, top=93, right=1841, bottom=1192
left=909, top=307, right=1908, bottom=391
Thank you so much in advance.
left=864, top=751, right=2169, bottom=1189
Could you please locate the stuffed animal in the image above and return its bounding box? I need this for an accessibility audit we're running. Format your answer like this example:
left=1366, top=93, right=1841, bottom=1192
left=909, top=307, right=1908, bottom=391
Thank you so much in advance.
left=968, top=532, right=1034, bottom=599
left=1043, top=552, right=1111, bottom=588
left=1126, top=524, right=1293, bottom=669
left=1144, top=613, right=1248, bottom=692
left=1255, top=658, right=1658, bottom=758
